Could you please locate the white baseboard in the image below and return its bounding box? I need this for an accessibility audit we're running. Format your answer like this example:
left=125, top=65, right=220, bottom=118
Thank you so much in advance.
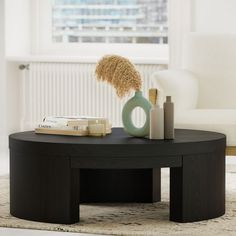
left=226, top=156, right=236, bottom=165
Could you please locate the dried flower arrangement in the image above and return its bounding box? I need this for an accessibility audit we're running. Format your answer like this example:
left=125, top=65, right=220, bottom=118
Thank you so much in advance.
left=95, top=55, right=142, bottom=98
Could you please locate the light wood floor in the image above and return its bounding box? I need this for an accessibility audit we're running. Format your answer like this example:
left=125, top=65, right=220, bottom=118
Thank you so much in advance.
left=226, top=146, right=236, bottom=156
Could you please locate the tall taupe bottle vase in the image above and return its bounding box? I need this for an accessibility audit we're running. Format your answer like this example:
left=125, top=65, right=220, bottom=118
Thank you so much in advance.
left=164, top=96, right=174, bottom=139
left=149, top=89, right=164, bottom=140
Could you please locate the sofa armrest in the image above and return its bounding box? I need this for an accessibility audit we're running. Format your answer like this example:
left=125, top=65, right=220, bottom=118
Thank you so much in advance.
left=151, top=69, right=199, bottom=111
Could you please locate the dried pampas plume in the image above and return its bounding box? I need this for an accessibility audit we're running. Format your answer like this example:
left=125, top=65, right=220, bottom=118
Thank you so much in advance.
left=95, top=55, right=142, bottom=98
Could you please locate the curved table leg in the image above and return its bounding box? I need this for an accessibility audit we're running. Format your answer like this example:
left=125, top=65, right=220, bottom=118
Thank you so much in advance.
left=10, top=151, right=80, bottom=224
left=170, top=151, right=225, bottom=222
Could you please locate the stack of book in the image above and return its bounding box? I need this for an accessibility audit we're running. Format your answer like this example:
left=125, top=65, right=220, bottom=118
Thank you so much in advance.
left=35, top=116, right=112, bottom=136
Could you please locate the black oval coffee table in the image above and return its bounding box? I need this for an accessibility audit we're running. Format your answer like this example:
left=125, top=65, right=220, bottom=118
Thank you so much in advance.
left=9, top=128, right=226, bottom=224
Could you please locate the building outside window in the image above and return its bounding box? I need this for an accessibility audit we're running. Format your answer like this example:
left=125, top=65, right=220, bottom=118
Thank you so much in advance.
left=52, top=0, right=168, bottom=45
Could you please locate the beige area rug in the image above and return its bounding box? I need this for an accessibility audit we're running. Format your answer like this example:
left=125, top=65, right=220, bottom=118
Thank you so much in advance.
left=1, top=166, right=236, bottom=236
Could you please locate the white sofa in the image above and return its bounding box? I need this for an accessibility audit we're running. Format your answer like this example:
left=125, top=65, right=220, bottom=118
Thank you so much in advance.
left=152, top=33, right=236, bottom=148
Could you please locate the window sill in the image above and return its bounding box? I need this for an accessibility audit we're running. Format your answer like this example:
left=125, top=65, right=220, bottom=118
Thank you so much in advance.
left=6, top=55, right=169, bottom=65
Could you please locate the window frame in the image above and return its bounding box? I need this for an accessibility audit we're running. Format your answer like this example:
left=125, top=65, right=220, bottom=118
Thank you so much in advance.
left=31, top=0, right=169, bottom=60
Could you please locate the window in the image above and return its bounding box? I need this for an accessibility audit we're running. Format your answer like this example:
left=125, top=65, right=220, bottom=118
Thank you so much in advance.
left=33, top=0, right=168, bottom=59
left=52, top=0, right=168, bottom=44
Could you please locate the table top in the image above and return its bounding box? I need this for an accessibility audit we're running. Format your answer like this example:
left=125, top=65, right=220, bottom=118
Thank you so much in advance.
left=10, top=128, right=225, bottom=145
left=9, top=128, right=226, bottom=168
left=10, top=128, right=225, bottom=155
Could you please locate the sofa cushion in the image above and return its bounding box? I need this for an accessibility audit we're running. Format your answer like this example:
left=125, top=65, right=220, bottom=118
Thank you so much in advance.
left=183, top=33, right=236, bottom=109
left=151, top=69, right=198, bottom=110
left=175, top=109, right=236, bottom=146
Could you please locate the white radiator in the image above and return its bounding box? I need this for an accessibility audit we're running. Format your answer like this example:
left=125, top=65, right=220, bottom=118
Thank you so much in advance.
left=21, top=62, right=167, bottom=130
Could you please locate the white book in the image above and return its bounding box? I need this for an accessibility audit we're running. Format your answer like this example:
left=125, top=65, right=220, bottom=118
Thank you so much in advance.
left=38, top=122, right=88, bottom=131
left=36, top=116, right=112, bottom=136
left=43, top=116, right=109, bottom=126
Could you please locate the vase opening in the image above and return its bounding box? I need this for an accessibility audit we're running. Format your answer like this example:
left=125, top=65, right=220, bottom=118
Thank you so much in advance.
left=131, top=106, right=147, bottom=128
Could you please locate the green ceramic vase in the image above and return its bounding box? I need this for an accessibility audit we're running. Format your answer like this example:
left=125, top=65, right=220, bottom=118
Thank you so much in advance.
left=122, top=91, right=152, bottom=137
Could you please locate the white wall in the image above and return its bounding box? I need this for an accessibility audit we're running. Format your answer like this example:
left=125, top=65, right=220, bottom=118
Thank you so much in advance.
left=6, top=63, right=22, bottom=135
left=0, top=0, right=7, bottom=150
left=192, top=0, right=236, bottom=33
left=4, top=0, right=30, bottom=135
left=5, top=0, right=31, bottom=56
